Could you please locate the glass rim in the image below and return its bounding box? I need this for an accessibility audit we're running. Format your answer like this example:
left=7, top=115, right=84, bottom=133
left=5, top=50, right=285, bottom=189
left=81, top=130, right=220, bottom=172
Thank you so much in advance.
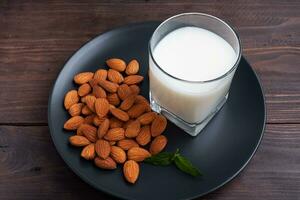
left=148, top=12, right=242, bottom=83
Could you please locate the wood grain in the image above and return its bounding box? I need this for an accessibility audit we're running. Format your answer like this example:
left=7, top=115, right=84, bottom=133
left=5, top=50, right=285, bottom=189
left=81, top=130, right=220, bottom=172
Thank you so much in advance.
left=0, top=1, right=299, bottom=124
left=0, top=1, right=299, bottom=199
left=0, top=124, right=298, bottom=200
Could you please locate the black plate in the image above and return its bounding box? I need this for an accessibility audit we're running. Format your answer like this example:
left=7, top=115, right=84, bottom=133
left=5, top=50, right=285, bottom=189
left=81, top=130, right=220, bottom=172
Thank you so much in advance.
left=48, top=22, right=266, bottom=200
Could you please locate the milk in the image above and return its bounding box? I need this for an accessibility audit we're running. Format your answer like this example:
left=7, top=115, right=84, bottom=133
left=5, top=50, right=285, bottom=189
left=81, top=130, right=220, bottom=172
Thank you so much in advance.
left=149, top=26, right=237, bottom=131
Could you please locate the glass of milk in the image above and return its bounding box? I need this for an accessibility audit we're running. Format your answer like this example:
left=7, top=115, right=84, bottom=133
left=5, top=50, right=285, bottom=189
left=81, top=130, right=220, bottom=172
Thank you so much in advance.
left=149, top=13, right=241, bottom=136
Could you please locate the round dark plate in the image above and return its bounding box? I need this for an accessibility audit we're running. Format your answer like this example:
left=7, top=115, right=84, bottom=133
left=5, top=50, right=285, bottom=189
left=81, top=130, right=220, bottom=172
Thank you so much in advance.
left=48, top=22, right=266, bottom=200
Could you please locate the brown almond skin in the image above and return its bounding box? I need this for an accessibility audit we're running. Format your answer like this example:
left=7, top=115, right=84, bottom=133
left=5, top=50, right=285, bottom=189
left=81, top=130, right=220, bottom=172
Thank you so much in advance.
left=151, top=115, right=167, bottom=137
left=110, top=107, right=130, bottom=122
left=137, top=112, right=157, bottom=125
left=95, top=139, right=111, bottom=159
left=93, top=116, right=106, bottom=126
left=125, top=120, right=141, bottom=138
left=94, top=69, right=107, bottom=81
left=107, top=93, right=120, bottom=106
left=84, top=114, right=95, bottom=125
left=123, top=160, right=139, bottom=184
left=124, top=75, right=144, bottom=85
left=127, top=147, right=151, bottom=162
left=106, top=58, right=126, bottom=72
left=136, top=125, right=151, bottom=146
left=117, top=139, right=139, bottom=151
left=109, top=117, right=124, bottom=128
left=69, top=135, right=91, bottom=147
left=74, top=72, right=94, bottom=84
left=76, top=124, right=84, bottom=136
left=150, top=135, right=168, bottom=155
left=117, top=84, right=132, bottom=100
left=92, top=85, right=107, bottom=98
left=81, top=105, right=93, bottom=115
left=110, top=146, right=126, bottom=164
left=94, top=157, right=117, bottom=170
left=123, top=119, right=134, bottom=129
left=108, top=69, right=124, bottom=84
left=125, top=59, right=139, bottom=75
left=64, top=90, right=79, bottom=110
left=135, top=95, right=149, bottom=105
left=98, top=118, right=110, bottom=138
left=127, top=104, right=147, bottom=118
left=120, top=94, right=136, bottom=111
left=88, top=78, right=99, bottom=87
left=78, top=83, right=91, bottom=97
left=98, top=79, right=119, bottom=93
left=81, top=124, right=97, bottom=142
left=64, top=116, right=84, bottom=130
left=81, top=143, right=95, bottom=160
left=104, top=128, right=125, bottom=141
left=95, top=98, right=110, bottom=118
left=129, top=85, right=140, bottom=95
left=68, top=103, right=83, bottom=117
left=85, top=95, right=96, bottom=112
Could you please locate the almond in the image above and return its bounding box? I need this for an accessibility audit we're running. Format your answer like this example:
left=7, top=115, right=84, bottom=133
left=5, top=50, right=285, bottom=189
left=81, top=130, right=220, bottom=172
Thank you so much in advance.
left=104, top=128, right=125, bottom=141
left=120, top=94, right=136, bottom=111
left=135, top=95, right=149, bottom=105
left=81, top=143, right=95, bottom=160
left=123, top=160, right=139, bottom=184
left=109, top=141, right=116, bottom=145
left=85, top=95, right=96, bottom=112
left=106, top=58, right=126, bottom=72
left=95, top=139, right=111, bottom=159
left=69, top=135, right=90, bottom=147
left=110, top=146, right=126, bottom=164
left=92, top=85, right=107, bottom=98
left=76, top=124, right=84, bottom=136
left=127, top=147, right=151, bottom=162
left=64, top=90, right=79, bottom=110
left=94, top=69, right=107, bottom=81
left=151, top=114, right=167, bottom=137
left=110, top=107, right=129, bottom=122
left=98, top=79, right=119, bottom=93
left=108, top=69, right=124, bottom=84
left=93, top=116, right=106, bottom=126
left=94, top=98, right=110, bottom=118
left=64, top=116, right=84, bottom=130
left=97, top=118, right=110, bottom=138
left=127, top=104, right=147, bottom=118
left=78, top=83, right=91, bottom=97
left=74, top=72, right=94, bottom=84
left=137, top=112, right=157, bottom=125
left=107, top=93, right=120, bottom=106
left=94, top=157, right=116, bottom=170
left=123, top=119, right=134, bottom=129
left=136, top=125, right=151, bottom=146
left=117, top=139, right=139, bottom=150
left=81, top=105, right=93, bottom=115
left=68, top=103, right=83, bottom=117
left=88, top=78, right=99, bottom=87
left=117, top=84, right=132, bottom=100
left=125, top=120, right=140, bottom=138
left=129, top=85, right=140, bottom=95
left=124, top=75, right=144, bottom=85
left=125, top=59, right=139, bottom=75
left=84, top=114, right=95, bottom=125
left=109, top=117, right=124, bottom=128
left=81, top=124, right=97, bottom=142
left=150, top=135, right=167, bottom=155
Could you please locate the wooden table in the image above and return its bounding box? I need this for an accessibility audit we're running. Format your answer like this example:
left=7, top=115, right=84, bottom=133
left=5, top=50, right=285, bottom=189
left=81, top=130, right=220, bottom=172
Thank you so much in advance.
left=0, top=1, right=299, bottom=199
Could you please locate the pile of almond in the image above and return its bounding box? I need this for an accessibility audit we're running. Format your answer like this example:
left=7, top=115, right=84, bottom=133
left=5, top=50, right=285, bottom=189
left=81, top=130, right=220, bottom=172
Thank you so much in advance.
left=63, top=58, right=168, bottom=184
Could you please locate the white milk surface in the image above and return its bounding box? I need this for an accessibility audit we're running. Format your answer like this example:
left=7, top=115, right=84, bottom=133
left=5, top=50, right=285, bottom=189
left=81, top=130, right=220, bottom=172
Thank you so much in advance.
left=149, top=26, right=237, bottom=124
left=153, top=27, right=236, bottom=81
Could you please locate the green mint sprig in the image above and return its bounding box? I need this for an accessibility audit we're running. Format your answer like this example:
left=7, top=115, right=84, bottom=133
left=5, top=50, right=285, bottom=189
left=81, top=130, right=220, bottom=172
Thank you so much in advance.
left=144, top=149, right=202, bottom=177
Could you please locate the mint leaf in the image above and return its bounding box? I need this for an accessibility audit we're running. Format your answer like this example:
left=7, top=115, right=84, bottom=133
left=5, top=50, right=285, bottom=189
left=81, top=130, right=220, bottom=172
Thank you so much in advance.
left=144, top=152, right=174, bottom=166
left=174, top=155, right=202, bottom=177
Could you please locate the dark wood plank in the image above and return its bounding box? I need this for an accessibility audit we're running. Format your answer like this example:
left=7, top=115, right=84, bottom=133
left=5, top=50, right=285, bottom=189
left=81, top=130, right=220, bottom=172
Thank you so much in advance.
left=0, top=0, right=299, bottom=124
left=0, top=124, right=299, bottom=200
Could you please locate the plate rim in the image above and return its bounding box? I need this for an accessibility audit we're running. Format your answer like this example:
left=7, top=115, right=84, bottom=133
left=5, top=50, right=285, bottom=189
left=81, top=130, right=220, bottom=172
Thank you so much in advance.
left=48, top=21, right=266, bottom=200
